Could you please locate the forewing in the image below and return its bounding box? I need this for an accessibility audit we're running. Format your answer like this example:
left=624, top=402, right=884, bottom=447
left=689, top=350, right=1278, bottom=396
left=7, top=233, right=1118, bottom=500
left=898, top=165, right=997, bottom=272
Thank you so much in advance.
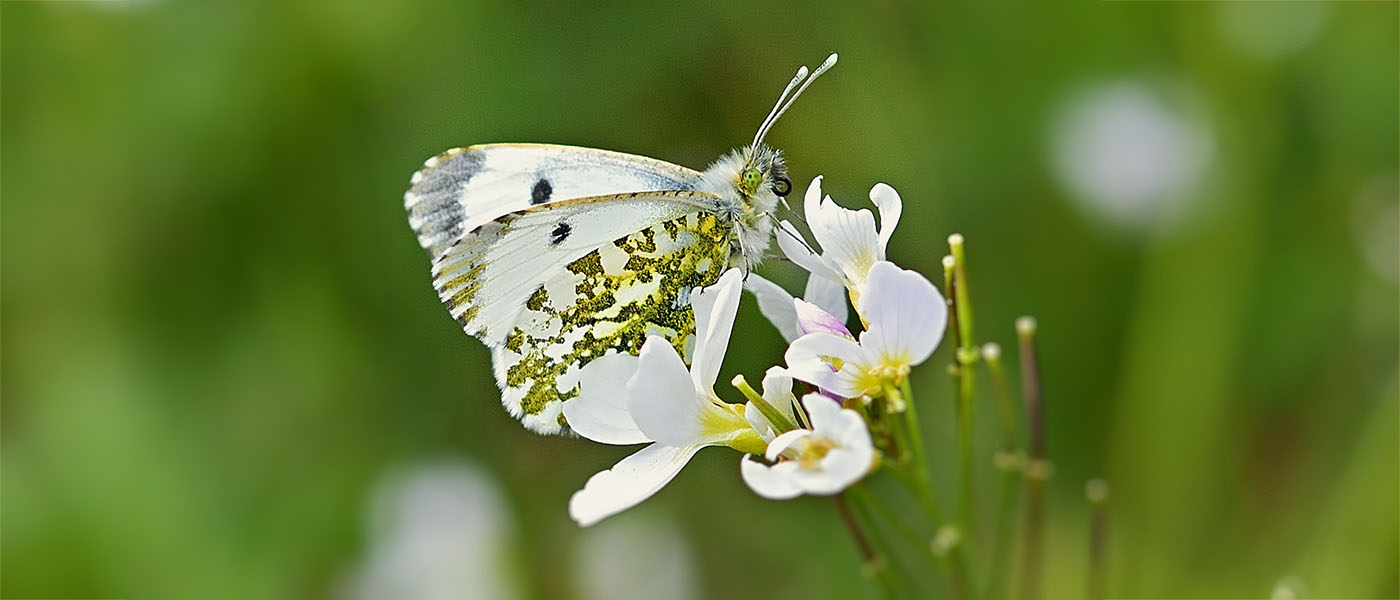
left=432, top=191, right=734, bottom=434
left=405, top=144, right=703, bottom=260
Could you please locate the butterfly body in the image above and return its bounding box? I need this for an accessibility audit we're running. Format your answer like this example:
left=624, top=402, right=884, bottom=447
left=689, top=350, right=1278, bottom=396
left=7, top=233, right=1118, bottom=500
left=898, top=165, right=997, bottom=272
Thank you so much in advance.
left=405, top=54, right=835, bottom=434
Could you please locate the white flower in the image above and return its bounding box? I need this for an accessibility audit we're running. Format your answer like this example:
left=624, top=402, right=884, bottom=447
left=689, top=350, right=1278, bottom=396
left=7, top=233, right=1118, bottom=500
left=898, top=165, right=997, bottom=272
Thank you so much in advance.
left=741, top=395, right=877, bottom=499
left=743, top=273, right=849, bottom=343
left=784, top=261, right=946, bottom=399
left=563, top=269, right=767, bottom=526
left=776, top=176, right=902, bottom=313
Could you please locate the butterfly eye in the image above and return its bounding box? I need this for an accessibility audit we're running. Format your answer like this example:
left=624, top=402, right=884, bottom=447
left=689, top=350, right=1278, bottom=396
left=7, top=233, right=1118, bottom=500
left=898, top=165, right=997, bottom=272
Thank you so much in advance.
left=772, top=176, right=792, bottom=197
left=740, top=167, right=764, bottom=195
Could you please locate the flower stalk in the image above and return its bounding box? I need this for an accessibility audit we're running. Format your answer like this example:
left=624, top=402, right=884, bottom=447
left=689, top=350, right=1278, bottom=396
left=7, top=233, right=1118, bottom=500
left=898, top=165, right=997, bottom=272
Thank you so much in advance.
left=947, top=234, right=978, bottom=547
left=984, top=341, right=1024, bottom=600
left=1017, top=316, right=1047, bottom=600
left=732, top=374, right=798, bottom=433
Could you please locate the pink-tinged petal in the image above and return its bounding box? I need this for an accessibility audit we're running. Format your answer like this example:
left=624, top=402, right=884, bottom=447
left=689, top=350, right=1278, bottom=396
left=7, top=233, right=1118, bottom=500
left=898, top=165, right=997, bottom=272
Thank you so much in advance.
left=689, top=269, right=743, bottom=394
left=869, top=183, right=902, bottom=257
left=740, top=456, right=804, bottom=500
left=765, top=429, right=812, bottom=461
left=795, top=298, right=852, bottom=339
left=858, top=261, right=947, bottom=369
left=803, top=273, right=850, bottom=326
left=564, top=353, right=649, bottom=445
left=568, top=444, right=702, bottom=526
left=777, top=221, right=840, bottom=281
left=628, top=337, right=706, bottom=446
left=784, top=333, right=867, bottom=398
left=743, top=273, right=799, bottom=342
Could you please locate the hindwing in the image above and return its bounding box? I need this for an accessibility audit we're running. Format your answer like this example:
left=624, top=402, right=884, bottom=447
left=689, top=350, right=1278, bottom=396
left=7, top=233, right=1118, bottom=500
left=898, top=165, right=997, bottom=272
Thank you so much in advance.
left=431, top=191, right=734, bottom=434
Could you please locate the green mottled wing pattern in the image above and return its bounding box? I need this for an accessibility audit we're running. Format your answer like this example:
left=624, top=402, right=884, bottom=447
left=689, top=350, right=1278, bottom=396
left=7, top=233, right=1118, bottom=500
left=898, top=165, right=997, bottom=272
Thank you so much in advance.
left=431, top=191, right=733, bottom=434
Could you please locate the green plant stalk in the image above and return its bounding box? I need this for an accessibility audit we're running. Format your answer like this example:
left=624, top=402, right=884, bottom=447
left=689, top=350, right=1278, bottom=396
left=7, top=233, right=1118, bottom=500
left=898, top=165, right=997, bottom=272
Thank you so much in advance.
left=1016, top=317, right=1045, bottom=600
left=835, top=491, right=902, bottom=599
left=984, top=345, right=1017, bottom=451
left=949, top=235, right=977, bottom=545
left=949, top=236, right=975, bottom=351
left=984, top=345, right=1022, bottom=600
left=731, top=374, right=798, bottom=432
left=987, top=465, right=1021, bottom=600
left=901, top=380, right=976, bottom=600
left=957, top=354, right=975, bottom=531
left=845, top=483, right=935, bottom=595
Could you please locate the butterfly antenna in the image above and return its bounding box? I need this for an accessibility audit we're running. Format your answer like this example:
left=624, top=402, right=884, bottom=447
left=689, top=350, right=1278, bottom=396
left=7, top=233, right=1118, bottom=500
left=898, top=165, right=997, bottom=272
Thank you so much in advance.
left=777, top=197, right=814, bottom=231
left=752, top=65, right=810, bottom=147
left=767, top=213, right=818, bottom=257
left=753, top=53, right=838, bottom=147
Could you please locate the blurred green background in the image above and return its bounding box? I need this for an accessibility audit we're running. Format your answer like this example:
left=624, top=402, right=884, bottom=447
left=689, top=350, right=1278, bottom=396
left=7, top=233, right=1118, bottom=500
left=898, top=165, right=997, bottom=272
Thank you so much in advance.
left=3, top=1, right=1397, bottom=599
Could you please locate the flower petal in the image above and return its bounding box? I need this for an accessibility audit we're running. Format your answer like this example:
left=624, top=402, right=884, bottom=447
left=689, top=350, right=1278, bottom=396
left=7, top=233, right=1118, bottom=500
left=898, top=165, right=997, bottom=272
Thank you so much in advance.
left=740, top=456, right=804, bottom=500
left=627, top=336, right=707, bottom=446
left=803, top=175, right=824, bottom=220
left=765, top=428, right=812, bottom=461
left=744, top=402, right=774, bottom=441
left=794, top=298, right=852, bottom=339
left=784, top=333, right=868, bottom=398
left=777, top=221, right=840, bottom=281
left=810, top=198, right=880, bottom=289
left=568, top=443, right=703, bottom=526
left=803, top=393, right=875, bottom=453
left=760, top=366, right=797, bottom=425
left=743, top=273, right=799, bottom=342
left=858, top=261, right=947, bottom=369
left=564, top=352, right=649, bottom=445
left=869, top=183, right=902, bottom=256
left=793, top=446, right=871, bottom=495
left=690, top=269, right=743, bottom=395
left=803, top=273, right=850, bottom=326
left=801, top=392, right=848, bottom=431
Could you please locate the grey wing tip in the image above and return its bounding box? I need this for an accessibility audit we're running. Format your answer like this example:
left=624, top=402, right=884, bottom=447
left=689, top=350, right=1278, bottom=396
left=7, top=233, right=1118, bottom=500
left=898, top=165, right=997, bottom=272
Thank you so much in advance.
left=405, top=147, right=487, bottom=260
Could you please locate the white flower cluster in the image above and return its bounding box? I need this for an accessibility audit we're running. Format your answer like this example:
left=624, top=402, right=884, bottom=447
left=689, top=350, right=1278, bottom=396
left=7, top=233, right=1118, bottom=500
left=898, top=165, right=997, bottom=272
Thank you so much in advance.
left=562, top=177, right=949, bottom=526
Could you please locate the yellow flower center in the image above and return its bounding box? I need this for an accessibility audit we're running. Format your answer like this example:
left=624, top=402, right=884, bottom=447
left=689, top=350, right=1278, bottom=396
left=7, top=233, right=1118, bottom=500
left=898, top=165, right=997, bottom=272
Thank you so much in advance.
left=796, top=437, right=839, bottom=470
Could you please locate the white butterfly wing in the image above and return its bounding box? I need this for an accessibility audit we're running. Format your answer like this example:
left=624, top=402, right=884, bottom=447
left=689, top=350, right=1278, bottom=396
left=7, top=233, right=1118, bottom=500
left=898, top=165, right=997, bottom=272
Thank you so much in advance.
left=432, top=190, right=735, bottom=434
left=405, top=144, right=703, bottom=260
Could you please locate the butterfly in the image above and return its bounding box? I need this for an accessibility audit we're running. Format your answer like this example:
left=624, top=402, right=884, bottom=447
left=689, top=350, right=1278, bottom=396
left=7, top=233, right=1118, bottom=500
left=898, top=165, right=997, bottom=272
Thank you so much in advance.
left=405, top=54, right=837, bottom=435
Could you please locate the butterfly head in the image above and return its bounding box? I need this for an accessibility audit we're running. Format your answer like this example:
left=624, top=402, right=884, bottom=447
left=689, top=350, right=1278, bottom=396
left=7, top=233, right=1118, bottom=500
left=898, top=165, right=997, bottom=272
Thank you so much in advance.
left=699, top=54, right=837, bottom=270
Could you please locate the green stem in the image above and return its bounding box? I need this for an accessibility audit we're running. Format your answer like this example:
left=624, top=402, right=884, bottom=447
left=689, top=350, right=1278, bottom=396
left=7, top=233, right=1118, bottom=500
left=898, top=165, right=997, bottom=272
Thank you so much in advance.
left=987, top=461, right=1022, bottom=600
left=983, top=342, right=1023, bottom=600
left=1017, top=317, right=1047, bottom=600
left=957, top=355, right=975, bottom=527
left=949, top=234, right=975, bottom=348
left=949, top=235, right=978, bottom=554
left=836, top=491, right=903, bottom=599
left=731, top=374, right=797, bottom=432
left=983, top=343, right=1017, bottom=451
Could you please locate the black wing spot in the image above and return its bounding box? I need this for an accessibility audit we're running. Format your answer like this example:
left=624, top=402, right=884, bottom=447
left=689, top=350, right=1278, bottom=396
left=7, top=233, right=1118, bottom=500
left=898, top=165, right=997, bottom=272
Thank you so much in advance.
left=531, top=178, right=553, bottom=205
left=551, top=221, right=571, bottom=245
